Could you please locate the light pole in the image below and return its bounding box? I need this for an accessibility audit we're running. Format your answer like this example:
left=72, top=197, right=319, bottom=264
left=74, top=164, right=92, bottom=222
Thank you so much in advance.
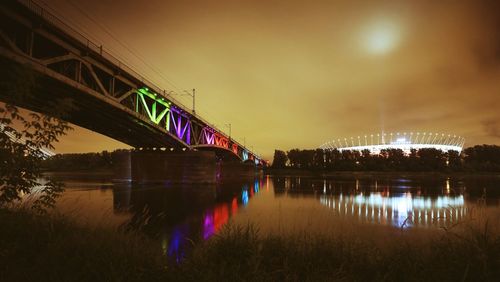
left=168, top=89, right=195, bottom=114
left=163, top=90, right=174, bottom=97
left=225, top=123, right=231, bottom=140
left=183, top=88, right=195, bottom=114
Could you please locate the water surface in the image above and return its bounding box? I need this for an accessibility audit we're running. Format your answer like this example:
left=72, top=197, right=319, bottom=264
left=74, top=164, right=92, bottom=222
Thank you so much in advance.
left=49, top=173, right=500, bottom=260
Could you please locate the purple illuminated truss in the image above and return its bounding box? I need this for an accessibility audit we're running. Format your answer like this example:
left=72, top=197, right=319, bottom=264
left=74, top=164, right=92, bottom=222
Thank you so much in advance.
left=202, top=127, right=215, bottom=145
left=170, top=107, right=191, bottom=144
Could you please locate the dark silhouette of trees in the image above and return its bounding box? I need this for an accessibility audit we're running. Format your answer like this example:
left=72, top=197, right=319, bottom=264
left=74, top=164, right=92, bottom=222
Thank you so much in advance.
left=270, top=145, right=500, bottom=172
left=287, top=149, right=301, bottom=168
left=417, top=148, right=447, bottom=171
left=42, top=149, right=130, bottom=171
left=446, top=150, right=462, bottom=171
left=330, top=149, right=342, bottom=170
left=284, top=149, right=328, bottom=169
left=299, top=150, right=315, bottom=169
left=313, top=149, right=324, bottom=169
left=271, top=150, right=288, bottom=168
left=384, top=149, right=405, bottom=170
left=463, top=145, right=500, bottom=171
left=407, top=149, right=419, bottom=171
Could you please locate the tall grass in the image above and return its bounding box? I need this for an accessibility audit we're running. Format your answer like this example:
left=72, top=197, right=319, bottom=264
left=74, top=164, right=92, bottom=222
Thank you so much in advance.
left=176, top=221, right=499, bottom=281
left=0, top=209, right=168, bottom=281
left=1, top=208, right=499, bottom=281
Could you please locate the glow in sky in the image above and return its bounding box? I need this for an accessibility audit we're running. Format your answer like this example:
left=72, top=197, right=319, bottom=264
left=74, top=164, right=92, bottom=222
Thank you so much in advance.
left=38, top=0, right=500, bottom=159
left=364, top=21, right=400, bottom=55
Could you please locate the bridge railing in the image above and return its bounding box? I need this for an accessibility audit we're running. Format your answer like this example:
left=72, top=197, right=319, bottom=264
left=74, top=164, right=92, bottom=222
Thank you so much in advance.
left=15, top=0, right=260, bottom=160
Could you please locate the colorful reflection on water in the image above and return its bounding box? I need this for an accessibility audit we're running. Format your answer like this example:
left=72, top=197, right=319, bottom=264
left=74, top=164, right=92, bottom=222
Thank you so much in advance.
left=52, top=174, right=500, bottom=261
left=153, top=177, right=268, bottom=261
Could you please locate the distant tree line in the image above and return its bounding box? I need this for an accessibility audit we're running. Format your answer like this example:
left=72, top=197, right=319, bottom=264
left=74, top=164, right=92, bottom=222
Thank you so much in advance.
left=271, top=145, right=500, bottom=172
left=42, top=149, right=129, bottom=171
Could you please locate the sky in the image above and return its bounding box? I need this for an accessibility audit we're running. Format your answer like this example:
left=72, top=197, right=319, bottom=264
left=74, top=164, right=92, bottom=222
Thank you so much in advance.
left=38, top=0, right=500, bottom=159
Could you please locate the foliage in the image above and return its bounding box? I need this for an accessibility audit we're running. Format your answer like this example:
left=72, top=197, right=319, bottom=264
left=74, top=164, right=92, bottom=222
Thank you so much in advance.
left=271, top=149, right=288, bottom=168
left=463, top=145, right=500, bottom=171
left=0, top=63, right=72, bottom=212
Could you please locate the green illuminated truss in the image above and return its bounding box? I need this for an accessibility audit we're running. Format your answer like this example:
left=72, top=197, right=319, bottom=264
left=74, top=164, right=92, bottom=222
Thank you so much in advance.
left=136, top=87, right=171, bottom=130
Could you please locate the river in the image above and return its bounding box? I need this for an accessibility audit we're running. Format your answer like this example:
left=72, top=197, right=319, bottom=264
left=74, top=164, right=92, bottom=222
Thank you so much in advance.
left=46, top=172, right=500, bottom=261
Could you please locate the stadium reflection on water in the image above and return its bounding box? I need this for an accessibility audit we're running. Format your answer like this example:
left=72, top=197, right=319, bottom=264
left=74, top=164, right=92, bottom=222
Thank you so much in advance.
left=272, top=176, right=497, bottom=229
left=89, top=175, right=499, bottom=261
left=318, top=180, right=466, bottom=228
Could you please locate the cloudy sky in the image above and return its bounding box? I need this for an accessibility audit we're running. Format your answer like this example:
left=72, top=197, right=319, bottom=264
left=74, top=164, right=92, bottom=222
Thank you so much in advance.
left=42, top=0, right=500, bottom=159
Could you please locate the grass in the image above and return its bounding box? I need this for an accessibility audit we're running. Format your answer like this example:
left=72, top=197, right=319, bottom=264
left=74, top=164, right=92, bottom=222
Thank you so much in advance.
left=177, top=221, right=500, bottom=281
left=0, top=209, right=168, bottom=282
left=0, top=208, right=499, bottom=282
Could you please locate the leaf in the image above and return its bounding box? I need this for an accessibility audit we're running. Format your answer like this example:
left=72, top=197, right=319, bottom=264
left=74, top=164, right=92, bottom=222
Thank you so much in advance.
left=0, top=102, right=71, bottom=211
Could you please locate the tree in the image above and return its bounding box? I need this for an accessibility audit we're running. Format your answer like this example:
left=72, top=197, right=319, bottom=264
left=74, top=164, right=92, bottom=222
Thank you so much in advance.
left=446, top=150, right=462, bottom=171
left=299, top=150, right=315, bottom=169
left=418, top=148, right=446, bottom=171
left=312, top=149, right=325, bottom=169
left=272, top=150, right=288, bottom=168
left=273, top=146, right=499, bottom=172
left=463, top=145, right=500, bottom=171
left=287, top=149, right=301, bottom=168
left=386, top=149, right=405, bottom=170
left=0, top=62, right=72, bottom=212
left=329, top=149, right=342, bottom=170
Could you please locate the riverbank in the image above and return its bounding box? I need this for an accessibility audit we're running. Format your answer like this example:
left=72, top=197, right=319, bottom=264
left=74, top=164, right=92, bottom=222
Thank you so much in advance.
left=41, top=170, right=116, bottom=182
left=265, top=168, right=500, bottom=179
left=42, top=168, right=500, bottom=182
left=42, top=169, right=114, bottom=176
left=1, top=208, right=499, bottom=281
left=0, top=208, right=167, bottom=281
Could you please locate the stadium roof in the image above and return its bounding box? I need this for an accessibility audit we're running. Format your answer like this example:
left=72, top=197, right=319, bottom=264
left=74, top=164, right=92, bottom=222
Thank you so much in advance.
left=320, top=132, right=465, bottom=154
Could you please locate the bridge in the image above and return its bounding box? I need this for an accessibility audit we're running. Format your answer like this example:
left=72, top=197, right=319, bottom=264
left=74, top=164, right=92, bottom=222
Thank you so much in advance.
left=0, top=0, right=264, bottom=171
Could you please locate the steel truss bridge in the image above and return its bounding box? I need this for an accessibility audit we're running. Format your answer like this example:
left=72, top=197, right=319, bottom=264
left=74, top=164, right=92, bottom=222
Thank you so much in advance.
left=0, top=0, right=263, bottom=164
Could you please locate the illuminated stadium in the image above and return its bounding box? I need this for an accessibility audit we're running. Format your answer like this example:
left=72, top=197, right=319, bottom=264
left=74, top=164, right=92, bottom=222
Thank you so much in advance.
left=320, top=132, right=465, bottom=154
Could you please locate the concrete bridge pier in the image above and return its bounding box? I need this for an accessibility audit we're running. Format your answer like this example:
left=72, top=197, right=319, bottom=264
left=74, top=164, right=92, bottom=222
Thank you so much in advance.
left=113, top=150, right=261, bottom=184
left=114, top=150, right=216, bottom=183
left=217, top=161, right=260, bottom=181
